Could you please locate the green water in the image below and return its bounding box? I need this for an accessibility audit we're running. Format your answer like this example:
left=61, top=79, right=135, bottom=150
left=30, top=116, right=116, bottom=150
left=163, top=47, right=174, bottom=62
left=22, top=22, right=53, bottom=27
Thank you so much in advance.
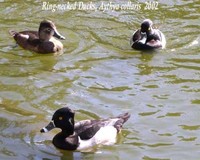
left=0, top=0, right=200, bottom=159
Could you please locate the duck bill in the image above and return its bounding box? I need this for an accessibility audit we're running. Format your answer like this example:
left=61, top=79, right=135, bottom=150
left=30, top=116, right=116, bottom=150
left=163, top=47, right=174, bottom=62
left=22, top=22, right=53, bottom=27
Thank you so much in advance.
left=53, top=28, right=65, bottom=40
left=40, top=121, right=56, bottom=133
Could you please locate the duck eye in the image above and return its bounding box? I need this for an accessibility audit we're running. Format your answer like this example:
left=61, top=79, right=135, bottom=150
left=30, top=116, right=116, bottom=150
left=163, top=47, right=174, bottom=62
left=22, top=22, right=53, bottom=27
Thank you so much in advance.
left=45, top=28, right=51, bottom=33
left=59, top=117, right=63, bottom=120
left=148, top=27, right=151, bottom=31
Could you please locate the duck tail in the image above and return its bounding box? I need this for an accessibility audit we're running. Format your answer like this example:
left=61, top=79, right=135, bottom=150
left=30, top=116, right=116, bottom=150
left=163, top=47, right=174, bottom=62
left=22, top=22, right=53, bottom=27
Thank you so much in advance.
left=117, top=112, right=131, bottom=124
left=9, top=30, right=18, bottom=37
left=114, top=113, right=130, bottom=132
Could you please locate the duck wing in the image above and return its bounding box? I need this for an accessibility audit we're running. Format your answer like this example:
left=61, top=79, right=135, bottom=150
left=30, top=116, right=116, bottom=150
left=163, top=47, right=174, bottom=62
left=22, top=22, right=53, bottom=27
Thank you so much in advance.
left=147, top=31, right=161, bottom=42
left=9, top=30, right=39, bottom=41
left=74, top=113, right=130, bottom=140
left=131, top=29, right=141, bottom=42
left=9, top=30, right=40, bottom=48
left=74, top=120, right=102, bottom=140
left=19, top=31, right=39, bottom=40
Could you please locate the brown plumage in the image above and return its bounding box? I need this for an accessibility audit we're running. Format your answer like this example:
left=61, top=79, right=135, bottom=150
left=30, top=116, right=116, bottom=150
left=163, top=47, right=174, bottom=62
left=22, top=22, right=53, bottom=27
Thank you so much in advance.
left=9, top=20, right=65, bottom=53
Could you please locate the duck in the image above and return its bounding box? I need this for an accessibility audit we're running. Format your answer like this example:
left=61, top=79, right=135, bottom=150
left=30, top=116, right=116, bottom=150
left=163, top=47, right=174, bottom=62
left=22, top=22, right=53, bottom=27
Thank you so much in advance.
left=9, top=20, right=65, bottom=53
left=40, top=107, right=130, bottom=151
left=130, top=19, right=166, bottom=50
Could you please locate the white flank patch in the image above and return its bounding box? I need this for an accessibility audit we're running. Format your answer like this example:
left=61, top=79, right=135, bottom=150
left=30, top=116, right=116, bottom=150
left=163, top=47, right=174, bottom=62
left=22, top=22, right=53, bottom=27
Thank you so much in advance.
left=146, top=40, right=162, bottom=47
left=77, top=126, right=117, bottom=151
left=138, top=36, right=147, bottom=44
left=155, top=29, right=166, bottom=49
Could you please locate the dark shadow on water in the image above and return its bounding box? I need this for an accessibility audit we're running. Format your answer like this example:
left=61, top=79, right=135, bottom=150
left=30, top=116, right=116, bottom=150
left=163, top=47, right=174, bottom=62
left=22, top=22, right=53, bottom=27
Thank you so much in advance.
left=60, top=150, right=82, bottom=160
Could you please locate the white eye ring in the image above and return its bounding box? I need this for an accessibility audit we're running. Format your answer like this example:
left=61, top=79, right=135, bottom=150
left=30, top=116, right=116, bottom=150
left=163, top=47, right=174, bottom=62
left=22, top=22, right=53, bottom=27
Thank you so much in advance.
left=69, top=118, right=73, bottom=125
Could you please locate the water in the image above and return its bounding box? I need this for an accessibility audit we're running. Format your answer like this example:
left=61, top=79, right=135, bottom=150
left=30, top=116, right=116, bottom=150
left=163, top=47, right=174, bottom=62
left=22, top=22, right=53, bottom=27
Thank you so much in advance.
left=0, top=0, right=200, bottom=159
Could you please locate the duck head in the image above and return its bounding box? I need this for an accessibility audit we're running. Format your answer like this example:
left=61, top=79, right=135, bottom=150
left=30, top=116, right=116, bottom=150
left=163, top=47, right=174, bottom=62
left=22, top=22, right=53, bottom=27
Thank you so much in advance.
left=40, top=107, right=75, bottom=135
left=38, top=20, right=65, bottom=42
left=140, top=19, right=153, bottom=35
left=137, top=19, right=154, bottom=44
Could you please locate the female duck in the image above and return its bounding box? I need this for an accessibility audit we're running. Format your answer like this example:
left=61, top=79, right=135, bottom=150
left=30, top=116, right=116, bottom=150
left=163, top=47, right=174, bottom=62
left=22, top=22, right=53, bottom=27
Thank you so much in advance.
left=40, top=107, right=130, bottom=151
left=9, top=20, right=65, bottom=53
left=130, top=19, right=166, bottom=50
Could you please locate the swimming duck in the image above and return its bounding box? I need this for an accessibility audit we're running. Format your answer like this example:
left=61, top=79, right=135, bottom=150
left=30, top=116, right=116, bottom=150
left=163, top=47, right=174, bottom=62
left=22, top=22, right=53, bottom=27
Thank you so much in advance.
left=40, top=107, right=130, bottom=151
left=9, top=20, right=65, bottom=53
left=130, top=19, right=166, bottom=50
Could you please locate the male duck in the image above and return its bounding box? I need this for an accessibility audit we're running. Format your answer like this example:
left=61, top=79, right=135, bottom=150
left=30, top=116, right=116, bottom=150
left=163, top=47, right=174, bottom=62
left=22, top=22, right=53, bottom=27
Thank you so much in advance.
left=130, top=19, right=166, bottom=50
left=9, top=20, right=65, bottom=53
left=40, top=107, right=130, bottom=151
